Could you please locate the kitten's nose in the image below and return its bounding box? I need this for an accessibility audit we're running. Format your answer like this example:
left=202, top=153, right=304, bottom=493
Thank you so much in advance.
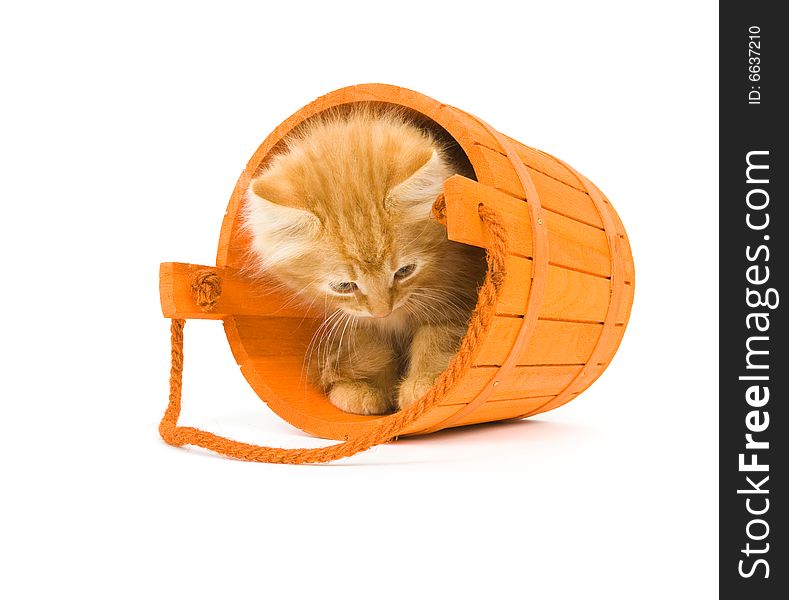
left=367, top=284, right=393, bottom=318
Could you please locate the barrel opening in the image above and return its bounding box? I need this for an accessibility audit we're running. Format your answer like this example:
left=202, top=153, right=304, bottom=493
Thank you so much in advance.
left=228, top=100, right=486, bottom=439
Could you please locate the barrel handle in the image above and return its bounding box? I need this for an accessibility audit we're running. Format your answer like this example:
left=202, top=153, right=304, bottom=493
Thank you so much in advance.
left=158, top=204, right=508, bottom=464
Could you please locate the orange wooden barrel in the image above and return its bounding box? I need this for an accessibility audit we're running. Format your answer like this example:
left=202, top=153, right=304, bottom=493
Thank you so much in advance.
left=159, top=83, right=635, bottom=442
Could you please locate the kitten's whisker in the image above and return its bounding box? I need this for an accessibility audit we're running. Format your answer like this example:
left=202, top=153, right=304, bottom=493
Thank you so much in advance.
left=302, top=309, right=342, bottom=381
left=270, top=274, right=326, bottom=315
left=420, top=286, right=478, bottom=305
left=347, top=315, right=358, bottom=361
left=295, top=294, right=322, bottom=331
left=405, top=297, right=439, bottom=326
left=352, top=316, right=359, bottom=359
left=328, top=314, right=350, bottom=368
left=408, top=292, right=468, bottom=320
left=335, top=313, right=353, bottom=369
left=412, top=287, right=473, bottom=310
left=320, top=311, right=347, bottom=368
left=303, top=308, right=343, bottom=380
left=409, top=293, right=469, bottom=327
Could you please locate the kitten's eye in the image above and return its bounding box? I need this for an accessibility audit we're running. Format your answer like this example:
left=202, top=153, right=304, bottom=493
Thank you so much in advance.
left=394, top=263, right=417, bottom=281
left=330, top=281, right=358, bottom=294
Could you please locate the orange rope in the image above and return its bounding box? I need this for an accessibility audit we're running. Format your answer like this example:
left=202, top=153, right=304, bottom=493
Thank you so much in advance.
left=159, top=204, right=508, bottom=463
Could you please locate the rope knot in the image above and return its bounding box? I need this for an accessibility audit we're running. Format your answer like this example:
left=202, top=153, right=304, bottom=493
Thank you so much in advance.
left=431, top=193, right=447, bottom=225
left=191, top=270, right=222, bottom=312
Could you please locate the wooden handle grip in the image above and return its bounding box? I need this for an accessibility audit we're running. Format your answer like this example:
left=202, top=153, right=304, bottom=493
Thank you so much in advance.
left=159, top=262, right=324, bottom=320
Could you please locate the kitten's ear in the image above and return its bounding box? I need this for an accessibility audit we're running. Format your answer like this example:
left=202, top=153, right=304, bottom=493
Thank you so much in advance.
left=388, top=149, right=451, bottom=218
left=246, top=174, right=319, bottom=231
left=244, top=173, right=320, bottom=268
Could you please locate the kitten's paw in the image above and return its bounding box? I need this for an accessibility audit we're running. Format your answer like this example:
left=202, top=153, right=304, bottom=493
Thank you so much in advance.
left=329, top=381, right=392, bottom=415
left=396, top=375, right=438, bottom=411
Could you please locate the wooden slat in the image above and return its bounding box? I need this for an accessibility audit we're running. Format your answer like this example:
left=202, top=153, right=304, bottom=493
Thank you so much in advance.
left=475, top=317, right=520, bottom=365
left=401, top=396, right=559, bottom=434
left=520, top=320, right=602, bottom=364
left=544, top=209, right=610, bottom=277
left=531, top=169, right=605, bottom=229
left=476, top=317, right=603, bottom=366
left=472, top=145, right=526, bottom=198
left=398, top=405, right=459, bottom=435
left=452, top=397, right=554, bottom=427
left=474, top=146, right=604, bottom=228
left=230, top=316, right=322, bottom=360
left=496, top=256, right=532, bottom=315
left=541, top=265, right=611, bottom=322
left=501, top=134, right=585, bottom=189
left=441, top=364, right=582, bottom=405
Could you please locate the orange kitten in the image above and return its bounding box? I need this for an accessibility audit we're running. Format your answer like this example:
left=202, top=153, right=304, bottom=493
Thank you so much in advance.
left=244, top=106, right=486, bottom=414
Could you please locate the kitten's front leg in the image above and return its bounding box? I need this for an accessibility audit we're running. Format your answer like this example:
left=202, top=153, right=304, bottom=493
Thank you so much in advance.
left=316, top=324, right=399, bottom=415
left=397, top=323, right=466, bottom=411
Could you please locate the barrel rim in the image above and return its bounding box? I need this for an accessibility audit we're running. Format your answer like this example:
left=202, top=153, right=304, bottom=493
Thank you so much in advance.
left=216, top=83, right=509, bottom=440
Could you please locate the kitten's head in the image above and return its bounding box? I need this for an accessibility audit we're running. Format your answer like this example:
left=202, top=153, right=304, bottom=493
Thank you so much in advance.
left=243, top=107, right=457, bottom=322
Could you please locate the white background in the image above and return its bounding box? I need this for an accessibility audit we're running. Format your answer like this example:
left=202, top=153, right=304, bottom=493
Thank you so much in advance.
left=0, top=1, right=719, bottom=598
